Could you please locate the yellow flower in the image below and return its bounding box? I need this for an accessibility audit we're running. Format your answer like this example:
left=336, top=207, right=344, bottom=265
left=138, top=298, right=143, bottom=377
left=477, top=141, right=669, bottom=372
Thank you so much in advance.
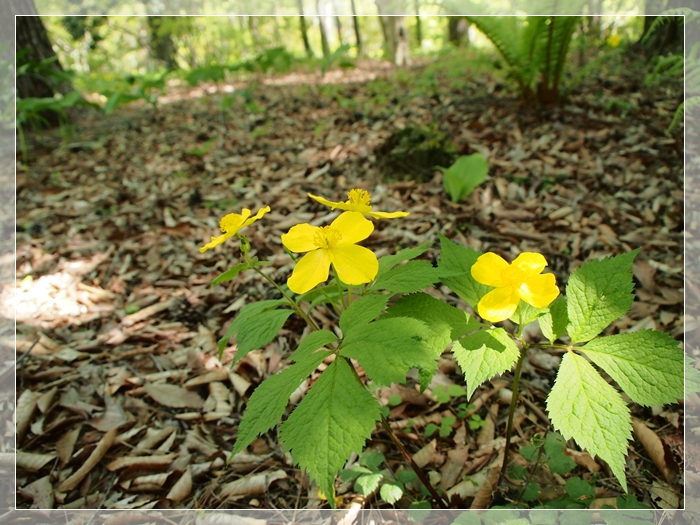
left=308, top=188, right=410, bottom=219
left=470, top=252, right=559, bottom=323
left=607, top=34, right=622, bottom=48
left=199, top=206, right=270, bottom=253
left=282, top=211, right=378, bottom=294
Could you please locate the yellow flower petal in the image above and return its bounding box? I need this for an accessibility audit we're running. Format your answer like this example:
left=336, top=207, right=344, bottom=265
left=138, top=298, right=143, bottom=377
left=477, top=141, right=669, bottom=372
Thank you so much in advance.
left=220, top=210, right=250, bottom=233
left=368, top=210, right=410, bottom=219
left=512, top=252, right=547, bottom=275
left=519, top=273, right=559, bottom=308
left=282, top=223, right=319, bottom=253
left=199, top=232, right=234, bottom=253
left=287, top=249, right=332, bottom=294
left=477, top=286, right=520, bottom=323
left=308, top=193, right=365, bottom=213
left=329, top=244, right=378, bottom=285
left=331, top=212, right=374, bottom=245
left=242, top=206, right=271, bottom=228
left=471, top=253, right=510, bottom=287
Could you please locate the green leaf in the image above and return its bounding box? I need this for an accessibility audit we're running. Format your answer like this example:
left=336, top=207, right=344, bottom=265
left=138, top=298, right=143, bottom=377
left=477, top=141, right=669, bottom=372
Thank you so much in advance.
left=397, top=470, right=417, bottom=484
left=360, top=450, right=385, bottom=470
left=539, top=295, right=569, bottom=343
left=289, top=330, right=339, bottom=361
left=565, top=478, right=595, bottom=500
left=580, top=330, right=685, bottom=406
left=380, top=482, right=404, bottom=504
left=521, top=482, right=540, bottom=502
left=508, top=465, right=527, bottom=480
left=547, top=352, right=632, bottom=492
left=339, top=294, right=389, bottom=335
left=566, top=250, right=639, bottom=343
left=211, top=261, right=250, bottom=286
left=227, top=308, right=293, bottom=365
left=424, top=423, right=438, bottom=436
left=448, top=385, right=466, bottom=397
left=377, top=242, right=432, bottom=275
left=440, top=153, right=489, bottom=202
left=279, top=358, right=381, bottom=508
left=296, top=286, right=342, bottom=309
left=547, top=451, right=577, bottom=475
left=388, top=395, right=403, bottom=406
left=355, top=473, right=383, bottom=496
left=373, top=260, right=439, bottom=293
left=436, top=234, right=490, bottom=310
left=520, top=445, right=539, bottom=462
left=452, top=328, right=521, bottom=400
left=511, top=301, right=548, bottom=326
left=231, top=341, right=333, bottom=457
left=340, top=465, right=373, bottom=482
left=340, top=317, right=435, bottom=386
left=217, top=299, right=286, bottom=356
left=382, top=292, right=481, bottom=357
left=685, top=357, right=700, bottom=395
left=529, top=509, right=559, bottom=525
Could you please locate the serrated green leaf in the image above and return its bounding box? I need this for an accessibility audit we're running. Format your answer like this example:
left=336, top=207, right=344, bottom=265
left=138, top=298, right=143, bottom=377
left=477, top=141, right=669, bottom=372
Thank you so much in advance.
left=424, top=423, right=438, bottom=436
left=437, top=234, right=490, bottom=310
left=380, top=482, right=404, bottom=504
left=340, top=294, right=389, bottom=335
left=547, top=352, right=632, bottom=492
left=382, top=292, right=481, bottom=357
left=360, top=450, right=385, bottom=470
left=448, top=384, right=466, bottom=397
left=340, top=465, right=373, bottom=481
left=341, top=317, right=435, bottom=386
left=685, top=357, right=700, bottom=396
left=298, top=286, right=343, bottom=310
left=280, top=358, right=380, bottom=507
left=232, top=309, right=293, bottom=364
left=547, top=451, right=577, bottom=475
left=565, top=478, right=595, bottom=500
left=217, top=299, right=287, bottom=357
left=378, top=242, right=432, bottom=276
left=289, top=329, right=339, bottom=361
left=521, top=482, right=540, bottom=502
left=231, top=342, right=333, bottom=457
left=373, top=260, right=439, bottom=293
left=508, top=465, right=528, bottom=480
left=544, top=432, right=567, bottom=455
left=566, top=250, right=639, bottom=343
left=580, top=330, right=685, bottom=406
left=615, top=495, right=651, bottom=510
left=520, top=445, right=539, bottom=462
left=441, top=153, right=489, bottom=202
left=211, top=261, right=250, bottom=287
left=452, top=328, right=521, bottom=400
left=511, top=301, right=548, bottom=326
left=355, top=473, right=383, bottom=496
left=539, top=295, right=569, bottom=343
left=397, top=470, right=417, bottom=484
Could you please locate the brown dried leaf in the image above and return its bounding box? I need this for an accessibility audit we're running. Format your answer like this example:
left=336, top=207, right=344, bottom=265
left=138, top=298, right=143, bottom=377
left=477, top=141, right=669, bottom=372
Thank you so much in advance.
left=219, top=469, right=287, bottom=499
left=106, top=453, right=176, bottom=471
left=470, top=450, right=504, bottom=509
left=633, top=418, right=680, bottom=487
left=18, top=475, right=54, bottom=509
left=413, top=439, right=437, bottom=469
left=145, top=382, right=204, bottom=409
left=166, top=467, right=192, bottom=502
left=17, top=389, right=41, bottom=443
left=184, top=368, right=228, bottom=388
left=56, top=426, right=82, bottom=465
left=16, top=451, right=55, bottom=472
left=58, top=427, right=117, bottom=492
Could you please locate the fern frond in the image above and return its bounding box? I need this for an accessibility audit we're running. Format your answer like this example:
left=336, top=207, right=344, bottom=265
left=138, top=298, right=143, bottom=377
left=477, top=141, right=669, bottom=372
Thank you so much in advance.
left=643, top=10, right=693, bottom=44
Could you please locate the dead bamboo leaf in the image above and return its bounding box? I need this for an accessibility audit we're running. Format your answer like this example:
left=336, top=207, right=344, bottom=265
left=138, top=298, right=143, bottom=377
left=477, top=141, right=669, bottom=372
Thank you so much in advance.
left=58, top=427, right=117, bottom=492
left=145, top=382, right=204, bottom=409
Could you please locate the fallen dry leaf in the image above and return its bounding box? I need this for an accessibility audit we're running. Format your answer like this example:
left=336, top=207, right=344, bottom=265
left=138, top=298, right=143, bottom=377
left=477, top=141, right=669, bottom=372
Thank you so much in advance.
left=144, top=382, right=204, bottom=409
left=58, top=426, right=117, bottom=491
left=633, top=418, right=680, bottom=487
left=219, top=469, right=287, bottom=500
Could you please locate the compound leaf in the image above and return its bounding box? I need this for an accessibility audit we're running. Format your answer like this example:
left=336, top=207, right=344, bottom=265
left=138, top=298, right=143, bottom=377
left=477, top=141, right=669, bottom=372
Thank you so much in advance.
left=339, top=294, right=389, bottom=335
left=377, top=242, right=432, bottom=275
left=373, top=260, right=439, bottom=293
left=539, top=295, right=569, bottom=343
left=437, top=234, right=490, bottom=310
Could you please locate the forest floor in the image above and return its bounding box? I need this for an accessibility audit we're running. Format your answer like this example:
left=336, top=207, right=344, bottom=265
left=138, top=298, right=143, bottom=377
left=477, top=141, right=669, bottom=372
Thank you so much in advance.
left=9, top=50, right=696, bottom=514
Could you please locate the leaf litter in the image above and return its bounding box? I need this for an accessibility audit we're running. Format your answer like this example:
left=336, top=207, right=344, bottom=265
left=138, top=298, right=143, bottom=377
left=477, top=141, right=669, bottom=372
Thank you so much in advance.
left=10, top=54, right=690, bottom=510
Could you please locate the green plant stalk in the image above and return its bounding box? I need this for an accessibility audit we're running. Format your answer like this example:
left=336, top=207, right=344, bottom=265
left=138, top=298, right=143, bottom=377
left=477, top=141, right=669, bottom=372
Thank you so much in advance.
left=333, top=270, right=347, bottom=310
left=500, top=346, right=526, bottom=482
left=514, top=434, right=545, bottom=503
left=343, top=357, right=448, bottom=509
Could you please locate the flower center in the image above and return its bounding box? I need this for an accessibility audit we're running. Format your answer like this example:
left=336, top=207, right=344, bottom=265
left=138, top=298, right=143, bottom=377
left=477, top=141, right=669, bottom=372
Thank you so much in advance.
left=313, top=226, right=342, bottom=249
left=220, top=214, right=245, bottom=233
left=501, top=266, right=525, bottom=288
left=346, top=189, right=371, bottom=207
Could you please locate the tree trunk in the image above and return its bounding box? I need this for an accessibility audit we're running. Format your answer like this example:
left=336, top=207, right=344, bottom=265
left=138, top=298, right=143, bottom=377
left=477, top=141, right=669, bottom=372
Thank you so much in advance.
left=350, top=0, right=362, bottom=55
left=16, top=15, right=72, bottom=99
left=375, top=0, right=410, bottom=66
left=414, top=0, right=422, bottom=47
left=316, top=0, right=331, bottom=58
left=331, top=0, right=344, bottom=45
left=147, top=16, right=178, bottom=69
left=298, top=0, right=313, bottom=57
left=447, top=17, right=468, bottom=47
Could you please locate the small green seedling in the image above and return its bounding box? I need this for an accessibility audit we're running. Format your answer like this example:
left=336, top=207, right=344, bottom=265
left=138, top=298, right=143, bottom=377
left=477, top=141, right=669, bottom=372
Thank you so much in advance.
left=340, top=450, right=417, bottom=505
left=439, top=153, right=489, bottom=203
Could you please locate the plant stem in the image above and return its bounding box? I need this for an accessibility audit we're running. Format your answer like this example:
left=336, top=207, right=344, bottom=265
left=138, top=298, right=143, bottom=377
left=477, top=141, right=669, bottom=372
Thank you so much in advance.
left=379, top=415, right=449, bottom=509
left=500, top=347, right=526, bottom=483
left=334, top=271, right=347, bottom=310
left=250, top=265, right=319, bottom=331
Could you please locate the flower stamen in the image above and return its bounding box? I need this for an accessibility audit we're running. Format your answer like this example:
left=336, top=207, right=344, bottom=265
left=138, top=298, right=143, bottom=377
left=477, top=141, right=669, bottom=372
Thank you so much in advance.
left=313, top=226, right=342, bottom=249
left=347, top=189, right=371, bottom=207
